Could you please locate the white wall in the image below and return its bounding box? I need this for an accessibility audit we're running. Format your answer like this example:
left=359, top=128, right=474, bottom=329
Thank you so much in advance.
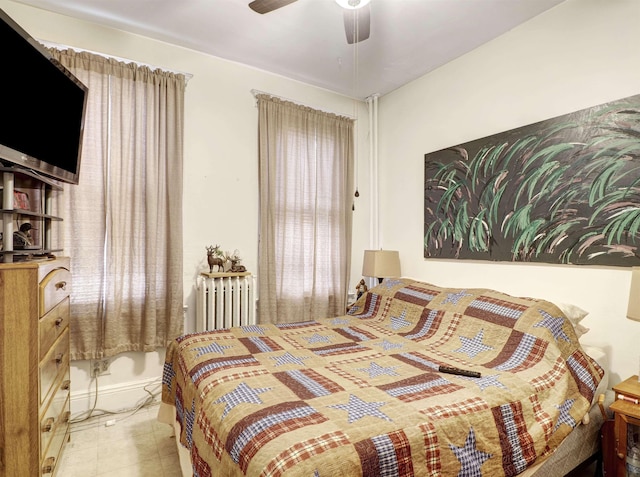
left=0, top=0, right=371, bottom=413
left=378, top=0, right=640, bottom=385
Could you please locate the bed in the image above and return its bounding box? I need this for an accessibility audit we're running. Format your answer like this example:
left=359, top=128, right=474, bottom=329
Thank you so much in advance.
left=160, top=278, right=607, bottom=477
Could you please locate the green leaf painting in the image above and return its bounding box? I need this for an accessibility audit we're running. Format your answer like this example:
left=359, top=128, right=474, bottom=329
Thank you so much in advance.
left=424, top=94, right=640, bottom=266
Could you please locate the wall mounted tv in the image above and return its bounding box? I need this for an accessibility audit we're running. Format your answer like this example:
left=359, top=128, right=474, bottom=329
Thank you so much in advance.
left=0, top=8, right=87, bottom=185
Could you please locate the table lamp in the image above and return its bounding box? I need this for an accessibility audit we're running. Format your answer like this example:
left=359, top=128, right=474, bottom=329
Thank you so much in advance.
left=362, top=249, right=401, bottom=284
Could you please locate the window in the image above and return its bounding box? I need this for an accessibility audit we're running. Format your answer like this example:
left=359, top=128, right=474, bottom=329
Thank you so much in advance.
left=49, top=48, right=185, bottom=359
left=257, top=94, right=354, bottom=323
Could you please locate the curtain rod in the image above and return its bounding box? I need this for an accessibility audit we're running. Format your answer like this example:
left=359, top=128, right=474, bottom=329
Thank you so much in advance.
left=38, top=39, right=193, bottom=82
left=250, top=89, right=357, bottom=120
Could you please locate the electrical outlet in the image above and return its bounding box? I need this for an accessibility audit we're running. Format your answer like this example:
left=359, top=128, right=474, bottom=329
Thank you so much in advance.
left=91, top=358, right=111, bottom=377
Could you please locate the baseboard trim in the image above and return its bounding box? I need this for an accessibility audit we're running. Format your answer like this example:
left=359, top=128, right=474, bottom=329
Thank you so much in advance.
left=70, top=376, right=163, bottom=416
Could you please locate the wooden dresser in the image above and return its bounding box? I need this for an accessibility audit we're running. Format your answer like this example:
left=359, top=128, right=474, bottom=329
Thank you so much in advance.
left=0, top=257, right=71, bottom=477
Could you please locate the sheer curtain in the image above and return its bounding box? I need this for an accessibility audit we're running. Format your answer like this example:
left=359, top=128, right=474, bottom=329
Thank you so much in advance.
left=257, top=94, right=354, bottom=324
left=49, top=49, right=185, bottom=360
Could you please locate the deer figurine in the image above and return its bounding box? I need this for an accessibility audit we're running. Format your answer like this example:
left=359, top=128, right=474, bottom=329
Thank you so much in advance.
left=206, top=244, right=226, bottom=272
left=227, top=249, right=247, bottom=272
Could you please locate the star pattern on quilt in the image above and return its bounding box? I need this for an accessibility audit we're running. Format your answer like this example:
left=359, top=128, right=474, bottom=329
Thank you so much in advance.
left=329, top=394, right=392, bottom=423
left=450, top=427, right=492, bottom=475
left=375, top=339, right=404, bottom=351
left=304, top=333, right=332, bottom=344
left=554, top=398, right=577, bottom=430
left=534, top=310, right=570, bottom=342
left=330, top=317, right=351, bottom=326
left=357, top=362, right=400, bottom=378
left=382, top=279, right=402, bottom=288
left=390, top=310, right=411, bottom=330
left=270, top=352, right=310, bottom=367
left=454, top=330, right=494, bottom=359
left=176, top=397, right=197, bottom=446
left=215, top=382, right=272, bottom=419
left=469, top=374, right=507, bottom=391
left=241, top=324, right=266, bottom=335
left=192, top=342, right=233, bottom=358
left=443, top=290, right=472, bottom=305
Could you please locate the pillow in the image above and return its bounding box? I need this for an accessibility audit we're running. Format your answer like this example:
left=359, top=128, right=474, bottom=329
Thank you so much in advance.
left=555, top=302, right=590, bottom=338
left=572, top=322, right=590, bottom=339
left=555, top=302, right=589, bottom=322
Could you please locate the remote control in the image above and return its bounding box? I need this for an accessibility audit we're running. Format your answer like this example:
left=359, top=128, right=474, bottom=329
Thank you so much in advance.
left=438, top=365, right=481, bottom=378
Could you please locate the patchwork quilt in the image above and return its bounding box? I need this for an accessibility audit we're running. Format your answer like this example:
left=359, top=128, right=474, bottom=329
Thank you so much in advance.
left=161, top=278, right=604, bottom=477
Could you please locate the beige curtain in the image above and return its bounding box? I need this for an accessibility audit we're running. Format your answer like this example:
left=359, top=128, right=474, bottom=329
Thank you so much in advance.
left=49, top=49, right=185, bottom=360
left=257, top=94, right=354, bottom=324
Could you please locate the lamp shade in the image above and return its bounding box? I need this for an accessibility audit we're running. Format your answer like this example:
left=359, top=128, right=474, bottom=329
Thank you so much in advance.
left=362, top=250, right=401, bottom=279
left=627, top=267, right=640, bottom=321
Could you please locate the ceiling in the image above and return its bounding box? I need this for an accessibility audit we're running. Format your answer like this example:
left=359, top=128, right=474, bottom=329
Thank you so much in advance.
left=15, top=0, right=566, bottom=99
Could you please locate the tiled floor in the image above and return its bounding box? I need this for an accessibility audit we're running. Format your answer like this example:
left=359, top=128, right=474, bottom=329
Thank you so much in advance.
left=57, top=403, right=183, bottom=477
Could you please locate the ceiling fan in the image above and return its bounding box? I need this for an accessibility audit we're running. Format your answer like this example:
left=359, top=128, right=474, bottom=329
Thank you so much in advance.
left=248, top=0, right=371, bottom=44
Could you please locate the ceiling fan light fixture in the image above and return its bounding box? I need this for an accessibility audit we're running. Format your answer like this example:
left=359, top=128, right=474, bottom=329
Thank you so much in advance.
left=335, top=0, right=371, bottom=10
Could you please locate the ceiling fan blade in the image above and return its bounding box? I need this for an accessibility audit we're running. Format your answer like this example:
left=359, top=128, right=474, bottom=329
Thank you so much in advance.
left=343, top=4, right=371, bottom=44
left=249, top=0, right=298, bottom=14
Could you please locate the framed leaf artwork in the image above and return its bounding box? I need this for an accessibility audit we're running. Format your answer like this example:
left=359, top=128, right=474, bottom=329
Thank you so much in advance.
left=424, top=93, right=640, bottom=266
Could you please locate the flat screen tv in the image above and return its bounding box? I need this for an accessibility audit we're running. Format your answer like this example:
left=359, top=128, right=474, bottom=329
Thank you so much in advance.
left=0, top=8, right=87, bottom=185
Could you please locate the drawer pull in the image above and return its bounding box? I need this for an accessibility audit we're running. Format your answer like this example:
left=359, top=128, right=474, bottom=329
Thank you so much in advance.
left=55, top=281, right=67, bottom=291
left=42, top=456, right=55, bottom=474
left=55, top=317, right=64, bottom=327
left=55, top=353, right=64, bottom=365
left=62, top=379, right=71, bottom=391
left=42, top=417, right=55, bottom=433
left=615, top=436, right=624, bottom=459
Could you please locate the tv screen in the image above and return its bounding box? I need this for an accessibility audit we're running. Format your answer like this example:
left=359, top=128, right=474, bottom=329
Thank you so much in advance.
left=0, top=8, right=87, bottom=184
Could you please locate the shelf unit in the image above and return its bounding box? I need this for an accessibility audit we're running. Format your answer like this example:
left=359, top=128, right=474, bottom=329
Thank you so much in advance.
left=1, top=166, right=63, bottom=263
left=610, top=376, right=640, bottom=477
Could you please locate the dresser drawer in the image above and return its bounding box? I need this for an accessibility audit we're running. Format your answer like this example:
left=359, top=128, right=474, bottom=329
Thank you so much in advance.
left=41, top=395, right=70, bottom=477
left=39, top=268, right=71, bottom=316
left=40, top=370, right=70, bottom=461
left=40, top=329, right=69, bottom=406
left=40, top=298, right=70, bottom=356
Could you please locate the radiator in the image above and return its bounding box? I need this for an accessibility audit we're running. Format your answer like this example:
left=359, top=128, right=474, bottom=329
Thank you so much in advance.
left=196, top=273, right=257, bottom=331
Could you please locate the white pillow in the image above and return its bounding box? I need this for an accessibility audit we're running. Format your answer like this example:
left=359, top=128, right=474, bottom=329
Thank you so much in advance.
left=555, top=302, right=589, bottom=323
left=572, top=322, right=590, bottom=339
left=555, top=302, right=590, bottom=338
